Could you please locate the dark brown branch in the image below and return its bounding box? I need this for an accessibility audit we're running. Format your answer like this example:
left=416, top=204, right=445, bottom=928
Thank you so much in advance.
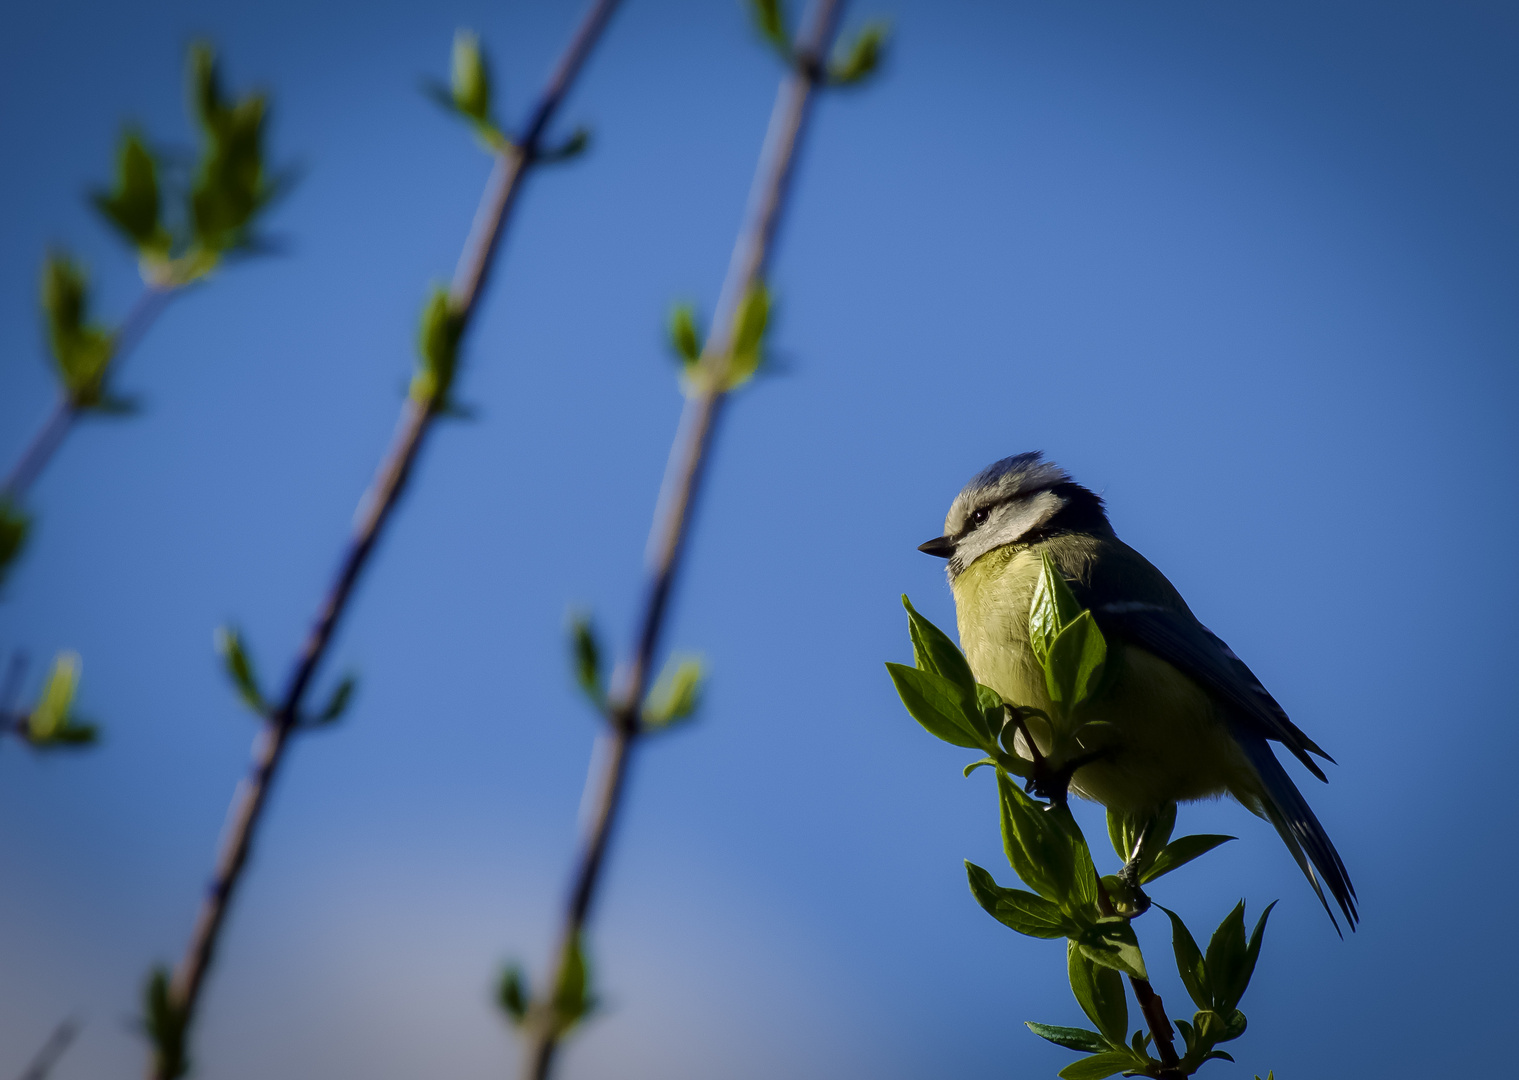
left=520, top=4, right=847, bottom=1078
left=2, top=286, right=172, bottom=503
left=150, top=4, right=623, bottom=1075
left=1130, top=975, right=1183, bottom=1076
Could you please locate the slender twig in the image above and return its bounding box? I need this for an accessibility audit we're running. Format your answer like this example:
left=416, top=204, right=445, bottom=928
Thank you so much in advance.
left=521, top=3, right=846, bottom=1077
left=148, top=4, right=623, bottom=1077
left=1095, top=875, right=1182, bottom=1075
left=14, top=1017, right=81, bottom=1080
left=2, top=286, right=173, bottom=503
left=1130, top=975, right=1183, bottom=1076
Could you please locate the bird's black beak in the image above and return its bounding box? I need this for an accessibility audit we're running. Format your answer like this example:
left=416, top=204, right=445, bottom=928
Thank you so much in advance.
left=918, top=536, right=955, bottom=559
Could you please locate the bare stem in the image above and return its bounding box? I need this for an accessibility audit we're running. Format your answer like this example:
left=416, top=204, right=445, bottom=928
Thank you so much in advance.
left=151, top=4, right=623, bottom=1075
left=1096, top=875, right=1183, bottom=1076
left=1129, top=974, right=1183, bottom=1076
left=521, top=4, right=846, bottom=1077
left=15, top=1017, right=81, bottom=1080
left=2, top=285, right=173, bottom=504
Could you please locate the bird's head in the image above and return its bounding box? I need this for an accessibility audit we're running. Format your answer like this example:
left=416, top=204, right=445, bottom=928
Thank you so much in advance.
left=919, top=452, right=1109, bottom=578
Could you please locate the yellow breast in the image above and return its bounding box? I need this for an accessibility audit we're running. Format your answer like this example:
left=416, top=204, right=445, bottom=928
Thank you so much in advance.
left=949, top=539, right=1255, bottom=815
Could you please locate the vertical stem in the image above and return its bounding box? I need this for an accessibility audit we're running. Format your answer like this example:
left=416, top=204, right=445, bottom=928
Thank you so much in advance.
left=151, top=3, right=624, bottom=1075
left=1095, top=877, right=1182, bottom=1075
left=522, top=4, right=846, bottom=1078
left=1129, top=975, right=1182, bottom=1074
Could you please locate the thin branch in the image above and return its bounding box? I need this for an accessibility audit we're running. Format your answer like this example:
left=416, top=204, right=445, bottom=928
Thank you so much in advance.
left=151, top=3, right=624, bottom=1075
left=2, top=286, right=173, bottom=503
left=1096, top=874, right=1183, bottom=1076
left=521, top=3, right=847, bottom=1077
left=15, top=1017, right=81, bottom=1080
left=1129, top=975, right=1183, bottom=1077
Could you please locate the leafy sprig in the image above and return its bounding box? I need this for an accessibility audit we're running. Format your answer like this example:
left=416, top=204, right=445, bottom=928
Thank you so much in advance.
left=887, top=567, right=1273, bottom=1079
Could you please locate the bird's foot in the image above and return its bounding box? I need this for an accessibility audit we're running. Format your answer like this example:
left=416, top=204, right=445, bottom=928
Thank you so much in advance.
left=1110, top=856, right=1153, bottom=917
left=1024, top=748, right=1109, bottom=810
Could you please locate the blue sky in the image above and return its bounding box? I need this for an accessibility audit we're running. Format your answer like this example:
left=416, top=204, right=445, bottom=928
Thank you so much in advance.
left=1, top=1, right=1516, bottom=1077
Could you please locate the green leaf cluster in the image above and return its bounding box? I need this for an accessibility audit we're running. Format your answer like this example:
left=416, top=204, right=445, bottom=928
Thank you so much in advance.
left=142, top=966, right=189, bottom=1080
left=1107, top=805, right=1234, bottom=892
left=668, top=284, right=772, bottom=395
left=884, top=595, right=1030, bottom=776
left=410, top=286, right=466, bottom=413
left=91, top=43, right=282, bottom=284
left=425, top=30, right=590, bottom=162
left=497, top=935, right=598, bottom=1041
left=187, top=43, right=278, bottom=257
left=216, top=625, right=354, bottom=728
left=1160, top=901, right=1275, bottom=1072
left=41, top=254, right=119, bottom=411
left=22, top=651, right=98, bottom=748
left=747, top=0, right=889, bottom=87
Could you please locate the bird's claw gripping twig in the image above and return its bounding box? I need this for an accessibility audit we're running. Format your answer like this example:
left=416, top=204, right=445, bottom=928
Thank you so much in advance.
left=1023, top=748, right=1109, bottom=809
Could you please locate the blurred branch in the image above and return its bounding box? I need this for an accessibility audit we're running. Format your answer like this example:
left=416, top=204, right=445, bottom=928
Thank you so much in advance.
left=520, top=2, right=851, bottom=1076
left=146, top=3, right=624, bottom=1077
left=15, top=1017, right=81, bottom=1080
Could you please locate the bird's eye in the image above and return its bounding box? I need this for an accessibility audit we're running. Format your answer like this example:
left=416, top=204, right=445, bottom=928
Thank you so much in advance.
left=970, top=508, right=990, bottom=527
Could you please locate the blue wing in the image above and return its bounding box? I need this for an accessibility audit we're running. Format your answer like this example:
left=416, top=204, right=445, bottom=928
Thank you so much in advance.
left=1092, top=602, right=1359, bottom=931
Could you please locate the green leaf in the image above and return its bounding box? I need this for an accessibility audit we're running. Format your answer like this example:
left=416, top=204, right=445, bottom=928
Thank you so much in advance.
left=0, top=500, right=32, bottom=589
left=538, top=126, right=590, bottom=163
left=1141, top=834, right=1235, bottom=884
left=1204, top=901, right=1249, bottom=1012
left=25, top=651, right=98, bottom=747
left=1198, top=901, right=1275, bottom=1015
left=641, top=654, right=704, bottom=731
left=749, top=0, right=791, bottom=55
left=1106, top=804, right=1175, bottom=867
left=1029, top=551, right=1086, bottom=666
left=1076, top=916, right=1148, bottom=981
left=142, top=965, right=188, bottom=1079
left=569, top=613, right=605, bottom=708
left=965, top=862, right=1077, bottom=938
left=1158, top=905, right=1211, bottom=1012
left=963, top=757, right=996, bottom=778
left=497, top=963, right=530, bottom=1026
left=669, top=304, right=703, bottom=369
left=997, top=770, right=1097, bottom=912
left=828, top=21, right=889, bottom=85
left=311, top=674, right=357, bottom=726
left=550, top=933, right=597, bottom=1035
left=1067, top=942, right=1128, bottom=1046
left=1043, top=610, right=1107, bottom=710
left=1057, top=1052, right=1139, bottom=1080
left=901, top=594, right=976, bottom=689
left=41, top=252, right=116, bottom=409
left=93, top=129, right=170, bottom=255
left=215, top=626, right=268, bottom=716
left=1025, top=1022, right=1108, bottom=1054
left=725, top=282, right=770, bottom=389
left=450, top=30, right=492, bottom=123
left=886, top=662, right=988, bottom=750
left=411, top=286, right=465, bottom=410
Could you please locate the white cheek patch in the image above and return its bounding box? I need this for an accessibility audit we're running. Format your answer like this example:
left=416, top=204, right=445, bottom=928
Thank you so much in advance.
left=948, top=490, right=1062, bottom=577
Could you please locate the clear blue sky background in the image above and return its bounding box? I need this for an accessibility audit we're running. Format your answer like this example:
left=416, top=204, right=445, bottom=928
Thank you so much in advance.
left=1, top=1, right=1515, bottom=1077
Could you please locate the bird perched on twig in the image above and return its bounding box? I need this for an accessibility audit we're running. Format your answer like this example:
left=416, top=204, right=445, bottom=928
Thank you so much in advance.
left=918, top=452, right=1358, bottom=932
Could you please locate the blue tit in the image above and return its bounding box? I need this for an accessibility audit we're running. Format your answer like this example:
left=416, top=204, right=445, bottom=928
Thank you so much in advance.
left=918, top=452, right=1357, bottom=931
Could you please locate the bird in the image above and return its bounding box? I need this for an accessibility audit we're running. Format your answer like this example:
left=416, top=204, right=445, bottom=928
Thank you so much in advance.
left=917, top=451, right=1357, bottom=931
